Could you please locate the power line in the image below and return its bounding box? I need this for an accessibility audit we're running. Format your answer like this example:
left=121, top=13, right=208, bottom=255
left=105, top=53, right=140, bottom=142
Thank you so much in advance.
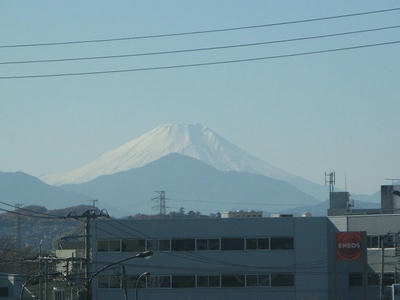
left=0, top=200, right=62, bottom=218
left=0, top=7, right=399, bottom=49
left=1, top=24, right=399, bottom=66
left=0, top=207, right=65, bottom=219
left=0, top=39, right=399, bottom=80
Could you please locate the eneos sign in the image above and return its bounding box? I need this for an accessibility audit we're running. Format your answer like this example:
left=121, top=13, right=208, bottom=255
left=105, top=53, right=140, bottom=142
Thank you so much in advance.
left=337, top=232, right=362, bottom=261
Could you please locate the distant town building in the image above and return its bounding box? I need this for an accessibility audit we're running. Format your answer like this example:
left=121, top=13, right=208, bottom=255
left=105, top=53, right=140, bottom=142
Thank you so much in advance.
left=221, top=210, right=262, bottom=218
left=270, top=213, right=293, bottom=218
left=55, top=249, right=85, bottom=276
left=301, top=212, right=312, bottom=217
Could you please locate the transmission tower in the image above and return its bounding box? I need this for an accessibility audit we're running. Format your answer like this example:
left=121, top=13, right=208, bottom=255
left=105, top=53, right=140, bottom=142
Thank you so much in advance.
left=152, top=191, right=166, bottom=216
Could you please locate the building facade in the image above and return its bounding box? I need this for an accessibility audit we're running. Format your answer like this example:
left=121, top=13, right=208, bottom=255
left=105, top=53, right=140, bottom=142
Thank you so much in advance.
left=92, top=216, right=340, bottom=300
left=90, top=185, right=400, bottom=300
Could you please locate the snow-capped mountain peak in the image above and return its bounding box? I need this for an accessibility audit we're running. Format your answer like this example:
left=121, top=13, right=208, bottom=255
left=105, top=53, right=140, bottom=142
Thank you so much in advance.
left=42, top=123, right=290, bottom=185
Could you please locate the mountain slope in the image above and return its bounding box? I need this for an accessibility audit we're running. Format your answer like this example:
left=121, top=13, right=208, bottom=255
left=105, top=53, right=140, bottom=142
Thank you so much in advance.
left=43, top=123, right=289, bottom=184
left=62, top=153, right=319, bottom=216
left=43, top=123, right=336, bottom=200
left=0, top=171, right=90, bottom=209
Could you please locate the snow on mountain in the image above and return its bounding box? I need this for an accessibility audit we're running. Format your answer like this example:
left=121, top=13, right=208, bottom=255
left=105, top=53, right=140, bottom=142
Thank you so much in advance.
left=42, top=123, right=292, bottom=186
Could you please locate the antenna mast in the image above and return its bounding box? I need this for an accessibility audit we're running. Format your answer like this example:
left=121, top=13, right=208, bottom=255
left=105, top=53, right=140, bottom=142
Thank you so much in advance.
left=325, top=171, right=336, bottom=203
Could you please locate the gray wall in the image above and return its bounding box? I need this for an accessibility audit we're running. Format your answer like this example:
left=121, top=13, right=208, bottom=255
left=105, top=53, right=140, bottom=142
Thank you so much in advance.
left=91, top=217, right=332, bottom=300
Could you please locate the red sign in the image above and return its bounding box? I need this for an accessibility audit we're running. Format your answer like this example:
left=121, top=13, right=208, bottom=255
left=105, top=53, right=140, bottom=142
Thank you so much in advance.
left=337, top=232, right=362, bottom=261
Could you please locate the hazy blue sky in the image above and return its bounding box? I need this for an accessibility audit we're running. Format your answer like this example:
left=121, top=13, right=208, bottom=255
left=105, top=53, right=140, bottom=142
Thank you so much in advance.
left=1, top=1, right=399, bottom=194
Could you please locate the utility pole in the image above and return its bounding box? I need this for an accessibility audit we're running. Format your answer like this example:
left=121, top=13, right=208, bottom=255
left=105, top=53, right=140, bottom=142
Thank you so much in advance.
left=66, top=208, right=109, bottom=300
left=121, top=265, right=128, bottom=300
left=362, top=232, right=368, bottom=300
left=85, top=213, right=91, bottom=300
left=39, top=257, right=42, bottom=300
left=44, top=259, right=48, bottom=300
left=380, top=235, right=386, bottom=300
left=39, top=240, right=43, bottom=300
left=396, top=233, right=400, bottom=285
left=14, top=203, right=23, bottom=274
left=88, top=199, right=98, bottom=209
left=15, top=203, right=22, bottom=251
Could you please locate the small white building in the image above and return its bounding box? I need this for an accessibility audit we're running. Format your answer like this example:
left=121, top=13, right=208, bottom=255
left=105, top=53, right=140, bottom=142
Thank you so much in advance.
left=55, top=249, right=85, bottom=276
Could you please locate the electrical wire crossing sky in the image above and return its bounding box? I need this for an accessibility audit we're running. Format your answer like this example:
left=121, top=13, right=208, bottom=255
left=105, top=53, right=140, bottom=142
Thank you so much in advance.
left=0, top=0, right=399, bottom=195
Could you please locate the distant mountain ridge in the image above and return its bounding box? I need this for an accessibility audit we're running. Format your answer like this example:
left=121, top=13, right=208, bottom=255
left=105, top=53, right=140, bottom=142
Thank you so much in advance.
left=42, top=123, right=338, bottom=200
left=0, top=171, right=89, bottom=209
left=61, top=153, right=320, bottom=216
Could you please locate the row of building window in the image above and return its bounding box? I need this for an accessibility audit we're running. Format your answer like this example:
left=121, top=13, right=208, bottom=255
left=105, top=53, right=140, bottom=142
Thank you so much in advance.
left=367, top=235, right=396, bottom=248
left=349, top=273, right=397, bottom=286
left=98, top=273, right=295, bottom=289
left=97, top=237, right=294, bottom=252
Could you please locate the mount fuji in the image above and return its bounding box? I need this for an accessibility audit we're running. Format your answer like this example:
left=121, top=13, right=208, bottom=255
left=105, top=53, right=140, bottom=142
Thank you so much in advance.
left=42, top=123, right=328, bottom=200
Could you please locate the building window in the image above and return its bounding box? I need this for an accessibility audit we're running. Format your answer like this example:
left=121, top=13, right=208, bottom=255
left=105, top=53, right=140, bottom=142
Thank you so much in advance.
left=381, top=236, right=395, bottom=248
left=172, top=239, right=195, bottom=251
left=146, top=239, right=157, bottom=251
left=221, top=238, right=244, bottom=250
left=0, top=287, right=9, bottom=297
left=109, top=240, right=121, bottom=252
left=221, top=275, right=245, bottom=287
left=197, top=275, right=220, bottom=287
left=367, top=236, right=379, bottom=248
left=271, top=273, right=295, bottom=287
left=159, top=240, right=171, bottom=251
left=246, top=274, right=270, bottom=287
left=368, top=273, right=380, bottom=286
left=146, top=239, right=171, bottom=251
left=147, top=275, right=171, bottom=288
left=97, top=240, right=108, bottom=252
left=122, top=239, right=145, bottom=252
left=197, top=239, right=220, bottom=250
left=383, top=273, right=395, bottom=286
left=98, top=275, right=109, bottom=288
left=125, top=275, right=137, bottom=289
left=270, top=237, right=294, bottom=250
left=246, top=238, right=270, bottom=250
left=109, top=275, right=121, bottom=288
left=349, top=273, right=363, bottom=286
left=172, top=275, right=196, bottom=288
left=98, top=272, right=297, bottom=289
